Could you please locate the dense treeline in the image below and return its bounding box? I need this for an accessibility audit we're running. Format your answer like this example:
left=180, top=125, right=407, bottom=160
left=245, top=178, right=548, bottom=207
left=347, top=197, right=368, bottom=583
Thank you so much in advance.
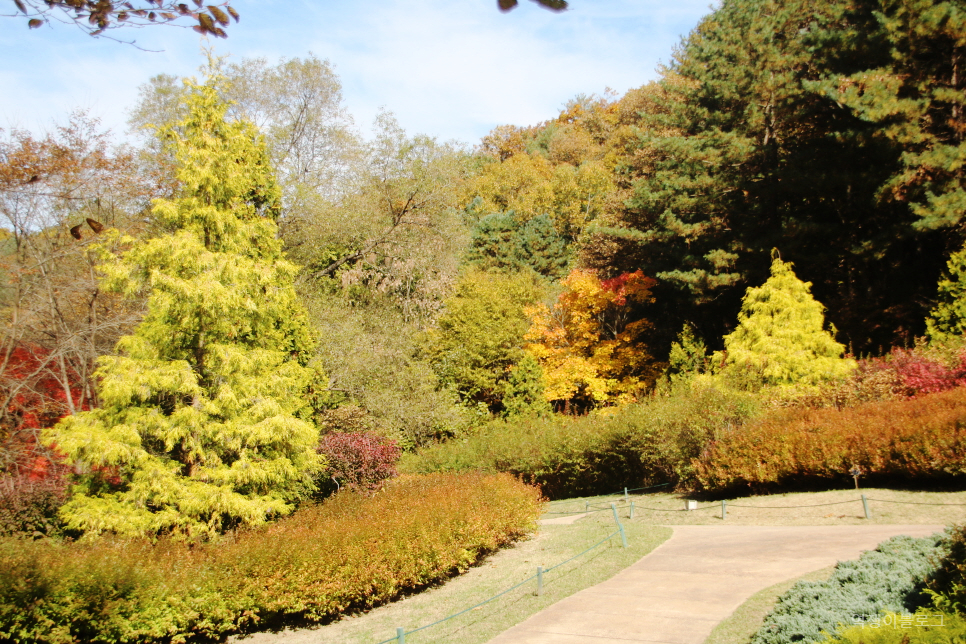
left=475, top=0, right=966, bottom=357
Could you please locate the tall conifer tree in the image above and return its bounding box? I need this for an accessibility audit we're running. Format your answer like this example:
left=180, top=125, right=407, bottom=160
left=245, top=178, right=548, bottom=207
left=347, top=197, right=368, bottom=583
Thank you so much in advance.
left=45, top=72, right=323, bottom=539
left=717, top=254, right=854, bottom=388
left=927, top=247, right=966, bottom=343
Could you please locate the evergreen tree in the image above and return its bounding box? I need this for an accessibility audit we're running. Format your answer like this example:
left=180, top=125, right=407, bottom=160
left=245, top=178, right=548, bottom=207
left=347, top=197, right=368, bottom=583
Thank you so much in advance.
left=666, top=324, right=708, bottom=383
left=716, top=254, right=854, bottom=388
left=502, top=353, right=551, bottom=418
left=927, top=247, right=966, bottom=343
left=517, top=213, right=571, bottom=281
left=816, top=0, right=966, bottom=232
left=464, top=211, right=526, bottom=274
left=463, top=211, right=570, bottom=280
left=44, top=73, right=323, bottom=539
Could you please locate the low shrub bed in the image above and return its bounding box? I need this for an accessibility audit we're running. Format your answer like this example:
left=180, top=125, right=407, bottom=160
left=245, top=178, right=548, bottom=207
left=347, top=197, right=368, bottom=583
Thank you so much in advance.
left=752, top=533, right=946, bottom=644
left=695, top=388, right=966, bottom=494
left=820, top=610, right=966, bottom=644
left=821, top=525, right=966, bottom=644
left=0, top=472, right=542, bottom=643
left=403, top=384, right=758, bottom=499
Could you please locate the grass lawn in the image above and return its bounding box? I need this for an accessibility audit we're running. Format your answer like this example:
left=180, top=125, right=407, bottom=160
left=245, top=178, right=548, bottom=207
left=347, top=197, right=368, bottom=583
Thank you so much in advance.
left=557, top=487, right=966, bottom=526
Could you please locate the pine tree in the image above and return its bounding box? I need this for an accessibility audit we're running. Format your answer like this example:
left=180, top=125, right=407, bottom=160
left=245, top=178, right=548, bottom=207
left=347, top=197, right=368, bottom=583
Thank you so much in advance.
left=927, top=247, right=966, bottom=344
left=818, top=0, right=966, bottom=232
left=517, top=213, right=571, bottom=281
left=44, top=72, right=324, bottom=539
left=716, top=254, right=854, bottom=388
left=502, top=353, right=551, bottom=418
left=464, top=211, right=527, bottom=274
left=666, top=324, right=707, bottom=383
left=463, top=211, right=570, bottom=280
left=594, top=0, right=951, bottom=354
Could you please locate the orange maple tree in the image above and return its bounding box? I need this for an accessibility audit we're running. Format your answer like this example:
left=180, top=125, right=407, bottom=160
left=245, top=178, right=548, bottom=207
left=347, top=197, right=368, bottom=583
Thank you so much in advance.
left=524, top=269, right=661, bottom=412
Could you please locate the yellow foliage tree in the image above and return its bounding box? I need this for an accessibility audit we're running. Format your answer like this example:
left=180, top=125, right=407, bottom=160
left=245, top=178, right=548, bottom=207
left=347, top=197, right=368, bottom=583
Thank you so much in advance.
left=524, top=269, right=661, bottom=411
left=468, top=153, right=556, bottom=221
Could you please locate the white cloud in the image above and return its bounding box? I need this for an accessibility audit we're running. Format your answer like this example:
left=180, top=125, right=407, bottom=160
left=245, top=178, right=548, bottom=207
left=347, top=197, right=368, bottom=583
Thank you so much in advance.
left=0, top=0, right=714, bottom=144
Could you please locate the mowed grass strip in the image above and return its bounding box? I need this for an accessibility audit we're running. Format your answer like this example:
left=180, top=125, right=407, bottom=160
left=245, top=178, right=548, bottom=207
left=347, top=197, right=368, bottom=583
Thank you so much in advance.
left=232, top=508, right=671, bottom=644
left=563, top=488, right=966, bottom=526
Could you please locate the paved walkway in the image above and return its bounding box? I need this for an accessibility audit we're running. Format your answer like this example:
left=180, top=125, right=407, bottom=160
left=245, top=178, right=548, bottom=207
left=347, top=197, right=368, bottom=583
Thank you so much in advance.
left=485, top=524, right=944, bottom=644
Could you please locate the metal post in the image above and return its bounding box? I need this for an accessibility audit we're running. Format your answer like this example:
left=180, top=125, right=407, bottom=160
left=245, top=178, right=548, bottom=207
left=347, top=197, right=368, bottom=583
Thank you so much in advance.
left=585, top=500, right=589, bottom=513
left=396, top=627, right=406, bottom=643
left=624, top=487, right=629, bottom=503
left=721, top=499, right=727, bottom=520
left=630, top=500, right=635, bottom=519
left=611, top=503, right=628, bottom=548
left=862, top=494, right=871, bottom=520
left=535, top=566, right=544, bottom=595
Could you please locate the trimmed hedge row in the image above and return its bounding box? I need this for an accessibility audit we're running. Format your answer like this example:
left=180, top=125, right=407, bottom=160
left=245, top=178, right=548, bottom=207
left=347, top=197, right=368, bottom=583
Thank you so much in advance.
left=0, top=472, right=542, bottom=643
left=695, top=388, right=966, bottom=494
left=752, top=533, right=946, bottom=644
left=402, top=384, right=758, bottom=499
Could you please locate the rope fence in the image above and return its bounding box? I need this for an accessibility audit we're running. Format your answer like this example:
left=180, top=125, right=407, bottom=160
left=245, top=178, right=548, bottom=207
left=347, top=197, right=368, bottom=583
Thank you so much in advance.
left=603, top=488, right=966, bottom=522
left=866, top=497, right=966, bottom=507
left=543, top=482, right=671, bottom=515
left=377, top=504, right=629, bottom=644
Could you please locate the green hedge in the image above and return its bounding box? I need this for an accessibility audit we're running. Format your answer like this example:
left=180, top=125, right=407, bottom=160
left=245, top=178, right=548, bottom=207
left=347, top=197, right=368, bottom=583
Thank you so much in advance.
left=402, top=383, right=759, bottom=499
left=0, top=472, right=542, bottom=643
left=752, top=533, right=946, bottom=644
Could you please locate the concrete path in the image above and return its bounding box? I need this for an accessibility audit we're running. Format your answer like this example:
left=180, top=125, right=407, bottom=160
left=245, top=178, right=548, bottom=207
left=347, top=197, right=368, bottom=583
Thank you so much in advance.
left=485, top=524, right=944, bottom=644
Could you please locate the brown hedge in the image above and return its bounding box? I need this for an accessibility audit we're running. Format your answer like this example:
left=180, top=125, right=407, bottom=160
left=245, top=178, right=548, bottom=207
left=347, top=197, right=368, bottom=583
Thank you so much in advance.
left=0, top=472, right=542, bottom=643
left=694, top=387, right=966, bottom=494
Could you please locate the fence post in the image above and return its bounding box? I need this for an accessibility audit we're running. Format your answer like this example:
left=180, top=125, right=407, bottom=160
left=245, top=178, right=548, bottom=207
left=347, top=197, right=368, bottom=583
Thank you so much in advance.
left=630, top=500, right=635, bottom=519
left=624, top=487, right=629, bottom=503
left=861, top=494, right=871, bottom=520
left=611, top=503, right=628, bottom=548
left=396, top=627, right=406, bottom=643
left=721, top=499, right=727, bottom=520
left=585, top=500, right=589, bottom=513
left=535, top=566, right=544, bottom=596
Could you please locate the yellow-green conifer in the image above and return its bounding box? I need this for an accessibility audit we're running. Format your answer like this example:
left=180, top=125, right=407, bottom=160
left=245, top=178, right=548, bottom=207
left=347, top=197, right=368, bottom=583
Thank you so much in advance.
left=44, top=72, right=323, bottom=539
left=717, top=254, right=854, bottom=389
left=926, top=247, right=966, bottom=344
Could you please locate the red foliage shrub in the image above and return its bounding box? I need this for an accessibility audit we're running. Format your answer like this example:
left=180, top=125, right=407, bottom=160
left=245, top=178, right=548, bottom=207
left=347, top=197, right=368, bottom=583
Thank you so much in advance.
left=0, top=344, right=86, bottom=472
left=694, top=387, right=966, bottom=494
left=857, top=345, right=966, bottom=398
left=316, top=432, right=401, bottom=496
left=0, top=345, right=81, bottom=435
left=0, top=344, right=85, bottom=536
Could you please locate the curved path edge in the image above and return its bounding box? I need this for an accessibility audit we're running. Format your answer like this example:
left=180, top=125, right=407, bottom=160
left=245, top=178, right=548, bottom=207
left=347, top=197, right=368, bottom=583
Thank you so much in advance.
left=485, top=524, right=945, bottom=644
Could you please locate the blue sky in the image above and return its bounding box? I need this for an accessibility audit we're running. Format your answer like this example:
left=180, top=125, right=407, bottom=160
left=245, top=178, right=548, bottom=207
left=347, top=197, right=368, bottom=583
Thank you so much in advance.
left=1, top=0, right=715, bottom=146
